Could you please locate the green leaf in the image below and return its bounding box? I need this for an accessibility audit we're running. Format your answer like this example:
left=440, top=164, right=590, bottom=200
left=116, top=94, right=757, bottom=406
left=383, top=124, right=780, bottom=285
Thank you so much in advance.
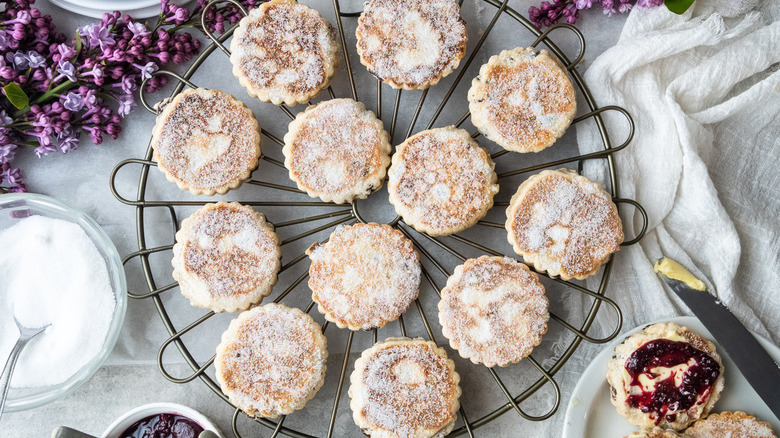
left=3, top=83, right=29, bottom=110
left=665, top=0, right=695, bottom=14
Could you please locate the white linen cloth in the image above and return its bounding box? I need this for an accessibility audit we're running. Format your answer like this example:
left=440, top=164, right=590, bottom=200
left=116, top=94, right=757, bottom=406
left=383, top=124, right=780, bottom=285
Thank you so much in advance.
left=557, top=0, right=780, bottom=413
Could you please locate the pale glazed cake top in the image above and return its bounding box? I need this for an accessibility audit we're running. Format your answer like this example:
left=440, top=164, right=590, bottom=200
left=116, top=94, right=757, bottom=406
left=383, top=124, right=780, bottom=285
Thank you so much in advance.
left=350, top=337, right=461, bottom=438
left=686, top=411, right=777, bottom=438
left=356, top=0, right=467, bottom=89
left=283, top=99, right=391, bottom=204
left=230, top=0, right=337, bottom=105
left=438, top=256, right=548, bottom=367
left=388, top=127, right=499, bottom=236
left=152, top=88, right=260, bottom=195
left=469, top=47, right=576, bottom=153
left=307, top=223, right=420, bottom=330
left=215, top=303, right=327, bottom=418
left=506, top=169, right=623, bottom=280
left=172, top=202, right=280, bottom=312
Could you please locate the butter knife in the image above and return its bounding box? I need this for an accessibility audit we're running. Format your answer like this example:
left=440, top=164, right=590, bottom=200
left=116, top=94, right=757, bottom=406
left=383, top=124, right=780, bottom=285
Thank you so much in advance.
left=654, top=257, right=780, bottom=419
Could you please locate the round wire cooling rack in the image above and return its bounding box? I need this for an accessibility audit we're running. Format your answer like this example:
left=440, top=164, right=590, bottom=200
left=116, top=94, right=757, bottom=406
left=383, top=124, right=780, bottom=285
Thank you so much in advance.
left=110, top=0, right=649, bottom=436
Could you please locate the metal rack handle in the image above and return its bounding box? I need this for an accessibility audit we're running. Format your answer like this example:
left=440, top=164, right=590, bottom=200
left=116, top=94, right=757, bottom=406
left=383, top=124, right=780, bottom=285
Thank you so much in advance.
left=497, top=105, right=635, bottom=179
left=615, top=198, right=649, bottom=246
left=157, top=311, right=217, bottom=384
left=233, top=409, right=286, bottom=438
left=110, top=159, right=158, bottom=206
left=201, top=0, right=249, bottom=57
left=139, top=71, right=200, bottom=114
left=531, top=23, right=586, bottom=70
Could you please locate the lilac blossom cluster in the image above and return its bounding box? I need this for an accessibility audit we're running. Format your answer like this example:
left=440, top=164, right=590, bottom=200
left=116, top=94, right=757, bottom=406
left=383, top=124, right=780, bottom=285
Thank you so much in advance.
left=0, top=0, right=264, bottom=193
left=529, top=0, right=664, bottom=28
left=192, top=0, right=266, bottom=34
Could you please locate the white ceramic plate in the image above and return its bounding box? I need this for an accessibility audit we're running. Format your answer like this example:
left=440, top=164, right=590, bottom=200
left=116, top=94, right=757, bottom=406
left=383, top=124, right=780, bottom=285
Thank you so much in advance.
left=47, top=0, right=190, bottom=19
left=562, top=316, right=780, bottom=437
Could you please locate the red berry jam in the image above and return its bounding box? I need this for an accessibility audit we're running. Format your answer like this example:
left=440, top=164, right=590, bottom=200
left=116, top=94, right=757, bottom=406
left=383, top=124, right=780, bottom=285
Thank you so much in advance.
left=624, top=339, right=720, bottom=424
left=120, top=413, right=205, bottom=438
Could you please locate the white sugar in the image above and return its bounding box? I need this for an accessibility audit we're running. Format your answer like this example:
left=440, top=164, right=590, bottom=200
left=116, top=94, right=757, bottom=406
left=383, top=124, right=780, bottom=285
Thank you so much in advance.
left=0, top=216, right=115, bottom=388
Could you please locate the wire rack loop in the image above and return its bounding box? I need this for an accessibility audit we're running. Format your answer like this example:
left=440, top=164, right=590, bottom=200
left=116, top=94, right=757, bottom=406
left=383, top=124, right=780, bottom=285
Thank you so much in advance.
left=614, top=198, right=649, bottom=246
left=350, top=199, right=401, bottom=226
left=550, top=306, right=621, bottom=344
left=122, top=245, right=178, bottom=299
left=201, top=0, right=248, bottom=57
left=496, top=105, right=635, bottom=178
left=139, top=71, right=201, bottom=114
left=122, top=244, right=174, bottom=263
left=110, top=158, right=157, bottom=206
left=157, top=311, right=217, bottom=383
left=234, top=408, right=285, bottom=438
left=530, top=23, right=586, bottom=70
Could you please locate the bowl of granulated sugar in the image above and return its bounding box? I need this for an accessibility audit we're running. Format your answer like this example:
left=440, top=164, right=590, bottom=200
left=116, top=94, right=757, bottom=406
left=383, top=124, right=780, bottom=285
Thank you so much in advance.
left=0, top=193, right=127, bottom=412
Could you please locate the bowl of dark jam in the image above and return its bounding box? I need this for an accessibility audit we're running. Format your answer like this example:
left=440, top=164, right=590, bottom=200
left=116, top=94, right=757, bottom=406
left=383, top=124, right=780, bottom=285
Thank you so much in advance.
left=100, top=403, right=223, bottom=438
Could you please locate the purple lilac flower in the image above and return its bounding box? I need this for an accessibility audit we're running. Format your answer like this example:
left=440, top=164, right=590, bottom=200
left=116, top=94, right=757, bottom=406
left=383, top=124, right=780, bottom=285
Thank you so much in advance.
left=57, top=60, right=77, bottom=82
left=134, top=61, right=158, bottom=80
left=127, top=22, right=150, bottom=38
left=26, top=50, right=45, bottom=68
left=33, top=135, right=56, bottom=157
left=83, top=64, right=105, bottom=85
left=5, top=167, right=23, bottom=186
left=0, top=110, right=12, bottom=126
left=57, top=43, right=76, bottom=59
left=636, top=0, right=664, bottom=6
left=6, top=51, right=30, bottom=70
left=57, top=136, right=79, bottom=153
left=57, top=125, right=80, bottom=153
left=0, top=33, right=11, bottom=51
left=81, top=89, right=98, bottom=109
left=174, top=7, right=190, bottom=23
left=8, top=10, right=32, bottom=25
left=118, top=75, right=138, bottom=94
left=61, top=92, right=85, bottom=111
left=529, top=0, right=663, bottom=27
left=80, top=23, right=116, bottom=50
left=83, top=126, right=102, bottom=145
left=0, top=144, right=16, bottom=163
left=117, top=93, right=136, bottom=117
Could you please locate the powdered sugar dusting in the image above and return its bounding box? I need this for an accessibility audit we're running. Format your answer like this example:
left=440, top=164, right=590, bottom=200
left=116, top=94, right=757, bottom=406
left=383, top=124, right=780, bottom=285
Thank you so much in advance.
left=356, top=340, right=459, bottom=437
left=153, top=88, right=259, bottom=190
left=356, top=0, right=467, bottom=89
left=307, top=223, right=420, bottom=330
left=285, top=99, right=390, bottom=203
left=176, top=203, right=280, bottom=307
left=686, top=411, right=777, bottom=438
left=508, top=170, right=623, bottom=278
left=625, top=428, right=685, bottom=438
left=231, top=0, right=337, bottom=102
left=389, top=127, right=498, bottom=235
left=439, top=256, right=548, bottom=367
left=216, top=304, right=327, bottom=418
left=469, top=47, right=576, bottom=153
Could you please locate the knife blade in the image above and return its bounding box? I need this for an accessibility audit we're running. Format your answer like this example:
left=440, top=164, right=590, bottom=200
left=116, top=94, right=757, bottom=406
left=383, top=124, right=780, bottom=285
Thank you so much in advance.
left=654, top=257, right=780, bottom=420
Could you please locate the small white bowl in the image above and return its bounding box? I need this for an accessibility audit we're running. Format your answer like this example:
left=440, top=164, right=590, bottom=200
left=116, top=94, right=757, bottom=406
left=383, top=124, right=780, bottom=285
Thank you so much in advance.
left=100, top=402, right=224, bottom=438
left=0, top=193, right=127, bottom=412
